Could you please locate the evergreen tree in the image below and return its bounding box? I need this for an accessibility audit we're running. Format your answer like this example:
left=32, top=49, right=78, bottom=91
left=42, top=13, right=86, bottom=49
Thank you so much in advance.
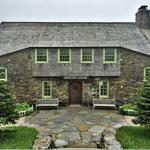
left=0, top=81, right=17, bottom=125
left=135, top=78, right=150, bottom=126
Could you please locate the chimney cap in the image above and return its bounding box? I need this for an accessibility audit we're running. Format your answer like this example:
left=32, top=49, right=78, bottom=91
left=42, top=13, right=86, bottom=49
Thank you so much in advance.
left=138, top=5, right=148, bottom=11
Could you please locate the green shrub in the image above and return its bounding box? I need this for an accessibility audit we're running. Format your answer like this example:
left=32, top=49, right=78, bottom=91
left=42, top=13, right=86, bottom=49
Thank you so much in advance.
left=0, top=81, right=17, bottom=124
left=119, top=103, right=138, bottom=116
left=134, top=78, right=150, bottom=126
left=15, top=102, right=33, bottom=117
left=15, top=102, right=31, bottom=112
left=120, top=103, right=137, bottom=110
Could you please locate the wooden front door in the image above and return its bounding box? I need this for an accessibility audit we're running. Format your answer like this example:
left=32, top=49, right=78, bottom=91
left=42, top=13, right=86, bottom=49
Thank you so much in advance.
left=69, top=80, right=82, bottom=104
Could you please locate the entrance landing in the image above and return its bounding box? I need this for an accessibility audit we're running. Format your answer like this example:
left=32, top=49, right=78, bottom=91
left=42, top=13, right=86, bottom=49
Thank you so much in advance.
left=17, top=106, right=132, bottom=149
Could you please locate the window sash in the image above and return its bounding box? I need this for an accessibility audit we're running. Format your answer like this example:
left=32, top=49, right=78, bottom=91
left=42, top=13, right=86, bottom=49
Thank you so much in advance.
left=42, top=81, right=52, bottom=98
left=0, top=67, right=7, bottom=81
left=81, top=49, right=94, bottom=63
left=58, top=49, right=71, bottom=63
left=103, top=48, right=117, bottom=63
left=99, top=81, right=109, bottom=98
left=35, top=49, right=48, bottom=63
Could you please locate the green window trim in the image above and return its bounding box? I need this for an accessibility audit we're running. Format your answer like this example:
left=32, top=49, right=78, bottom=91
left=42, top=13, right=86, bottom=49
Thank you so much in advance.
left=99, top=81, right=109, bottom=98
left=58, top=49, right=71, bottom=63
left=80, top=48, right=94, bottom=63
left=35, top=49, right=49, bottom=64
left=0, top=67, right=7, bottom=81
left=42, top=81, right=52, bottom=99
left=144, top=67, right=150, bottom=81
left=103, top=48, right=117, bottom=64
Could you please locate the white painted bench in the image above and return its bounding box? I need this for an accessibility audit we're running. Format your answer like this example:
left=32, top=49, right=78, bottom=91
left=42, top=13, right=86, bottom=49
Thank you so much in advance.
left=93, top=98, right=116, bottom=110
left=36, top=99, right=59, bottom=109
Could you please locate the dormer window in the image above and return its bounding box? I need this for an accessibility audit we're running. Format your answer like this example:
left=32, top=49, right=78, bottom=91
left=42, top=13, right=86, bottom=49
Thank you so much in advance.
left=103, top=48, right=117, bottom=64
left=58, top=49, right=71, bottom=63
left=0, top=67, right=7, bottom=81
left=80, top=49, right=94, bottom=63
left=35, top=49, right=48, bottom=63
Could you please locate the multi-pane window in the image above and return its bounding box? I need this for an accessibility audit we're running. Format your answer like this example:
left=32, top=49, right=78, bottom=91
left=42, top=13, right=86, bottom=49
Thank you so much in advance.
left=81, top=49, right=94, bottom=63
left=99, top=81, right=109, bottom=98
left=58, top=49, right=71, bottom=63
left=0, top=67, right=7, bottom=81
left=144, top=67, right=150, bottom=81
left=35, top=49, right=48, bottom=63
left=103, top=48, right=117, bottom=63
left=42, top=81, right=52, bottom=98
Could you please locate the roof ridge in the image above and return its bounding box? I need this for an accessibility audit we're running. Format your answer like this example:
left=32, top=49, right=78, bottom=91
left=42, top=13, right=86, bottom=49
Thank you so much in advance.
left=0, top=21, right=135, bottom=24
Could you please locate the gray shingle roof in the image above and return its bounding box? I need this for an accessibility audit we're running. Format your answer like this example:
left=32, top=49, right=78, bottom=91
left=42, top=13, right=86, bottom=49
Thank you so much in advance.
left=0, top=22, right=150, bottom=56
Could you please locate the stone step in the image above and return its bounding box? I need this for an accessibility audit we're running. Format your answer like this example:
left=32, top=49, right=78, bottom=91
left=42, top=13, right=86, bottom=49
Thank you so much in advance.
left=66, top=142, right=98, bottom=148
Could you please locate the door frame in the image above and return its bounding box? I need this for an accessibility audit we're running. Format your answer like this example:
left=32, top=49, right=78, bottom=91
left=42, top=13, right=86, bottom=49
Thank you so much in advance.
left=68, top=80, right=82, bottom=105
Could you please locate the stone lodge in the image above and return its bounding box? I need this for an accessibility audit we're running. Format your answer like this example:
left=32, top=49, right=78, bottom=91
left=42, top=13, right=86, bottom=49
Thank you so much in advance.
left=0, top=5, right=150, bottom=106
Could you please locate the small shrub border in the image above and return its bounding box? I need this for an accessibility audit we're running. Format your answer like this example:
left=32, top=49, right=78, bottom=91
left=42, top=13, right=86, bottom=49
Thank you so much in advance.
left=119, top=103, right=138, bottom=116
left=18, top=106, right=34, bottom=117
left=16, top=102, right=34, bottom=117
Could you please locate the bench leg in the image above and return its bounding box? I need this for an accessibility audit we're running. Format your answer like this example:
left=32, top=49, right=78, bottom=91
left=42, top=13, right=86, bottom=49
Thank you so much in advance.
left=93, top=106, right=95, bottom=111
left=114, top=106, right=116, bottom=110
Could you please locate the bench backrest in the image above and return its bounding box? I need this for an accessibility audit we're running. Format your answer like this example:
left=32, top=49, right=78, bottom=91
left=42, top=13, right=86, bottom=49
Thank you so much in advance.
left=36, top=99, right=59, bottom=105
left=93, top=98, right=115, bottom=104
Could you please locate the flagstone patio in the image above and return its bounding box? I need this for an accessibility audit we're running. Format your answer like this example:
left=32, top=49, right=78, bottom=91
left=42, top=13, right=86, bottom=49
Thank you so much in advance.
left=17, top=106, right=134, bottom=149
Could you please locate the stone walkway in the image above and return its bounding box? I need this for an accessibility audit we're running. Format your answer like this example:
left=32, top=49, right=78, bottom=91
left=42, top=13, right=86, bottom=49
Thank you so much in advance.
left=17, top=106, right=134, bottom=149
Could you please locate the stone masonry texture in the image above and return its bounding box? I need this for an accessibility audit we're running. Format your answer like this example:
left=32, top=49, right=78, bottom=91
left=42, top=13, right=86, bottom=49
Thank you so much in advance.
left=0, top=47, right=149, bottom=106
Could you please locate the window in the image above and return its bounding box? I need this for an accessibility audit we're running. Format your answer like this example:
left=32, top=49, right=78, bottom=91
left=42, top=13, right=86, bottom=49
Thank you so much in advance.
left=99, top=81, right=109, bottom=98
left=103, top=48, right=117, bottom=64
left=80, top=49, right=94, bottom=63
left=35, top=49, right=48, bottom=63
left=144, top=67, right=150, bottom=81
left=0, top=67, right=7, bottom=81
left=42, top=81, right=52, bottom=98
left=58, top=49, right=71, bottom=63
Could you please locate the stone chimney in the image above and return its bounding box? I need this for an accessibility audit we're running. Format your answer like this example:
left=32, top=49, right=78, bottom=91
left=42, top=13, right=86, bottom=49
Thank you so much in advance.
left=136, top=5, right=150, bottom=29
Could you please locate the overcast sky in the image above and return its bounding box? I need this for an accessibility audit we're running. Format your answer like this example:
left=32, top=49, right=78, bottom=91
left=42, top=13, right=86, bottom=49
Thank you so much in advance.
left=0, top=0, right=149, bottom=22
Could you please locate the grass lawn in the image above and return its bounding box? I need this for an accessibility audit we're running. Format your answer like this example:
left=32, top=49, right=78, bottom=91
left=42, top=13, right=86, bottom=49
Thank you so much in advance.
left=0, top=126, right=38, bottom=149
left=116, top=126, right=150, bottom=149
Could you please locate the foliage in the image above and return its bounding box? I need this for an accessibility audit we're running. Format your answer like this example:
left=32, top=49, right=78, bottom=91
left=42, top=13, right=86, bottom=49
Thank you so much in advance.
left=0, top=81, right=17, bottom=125
left=119, top=103, right=138, bottom=116
left=15, top=102, right=33, bottom=117
left=0, top=126, right=38, bottom=149
left=116, top=126, right=150, bottom=149
left=134, top=79, right=150, bottom=126
left=15, top=102, right=31, bottom=112
left=120, top=103, right=137, bottom=110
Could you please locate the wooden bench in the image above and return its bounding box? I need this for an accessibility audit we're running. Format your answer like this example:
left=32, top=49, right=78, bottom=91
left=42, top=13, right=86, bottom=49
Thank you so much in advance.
left=93, top=98, right=116, bottom=110
left=35, top=99, right=59, bottom=109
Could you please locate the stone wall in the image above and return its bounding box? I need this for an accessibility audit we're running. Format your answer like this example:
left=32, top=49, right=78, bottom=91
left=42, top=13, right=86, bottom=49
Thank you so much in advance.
left=114, top=48, right=150, bottom=105
left=81, top=48, right=150, bottom=106
left=0, top=48, right=38, bottom=104
left=0, top=49, right=69, bottom=105
left=52, top=79, right=69, bottom=105
left=0, top=48, right=149, bottom=106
